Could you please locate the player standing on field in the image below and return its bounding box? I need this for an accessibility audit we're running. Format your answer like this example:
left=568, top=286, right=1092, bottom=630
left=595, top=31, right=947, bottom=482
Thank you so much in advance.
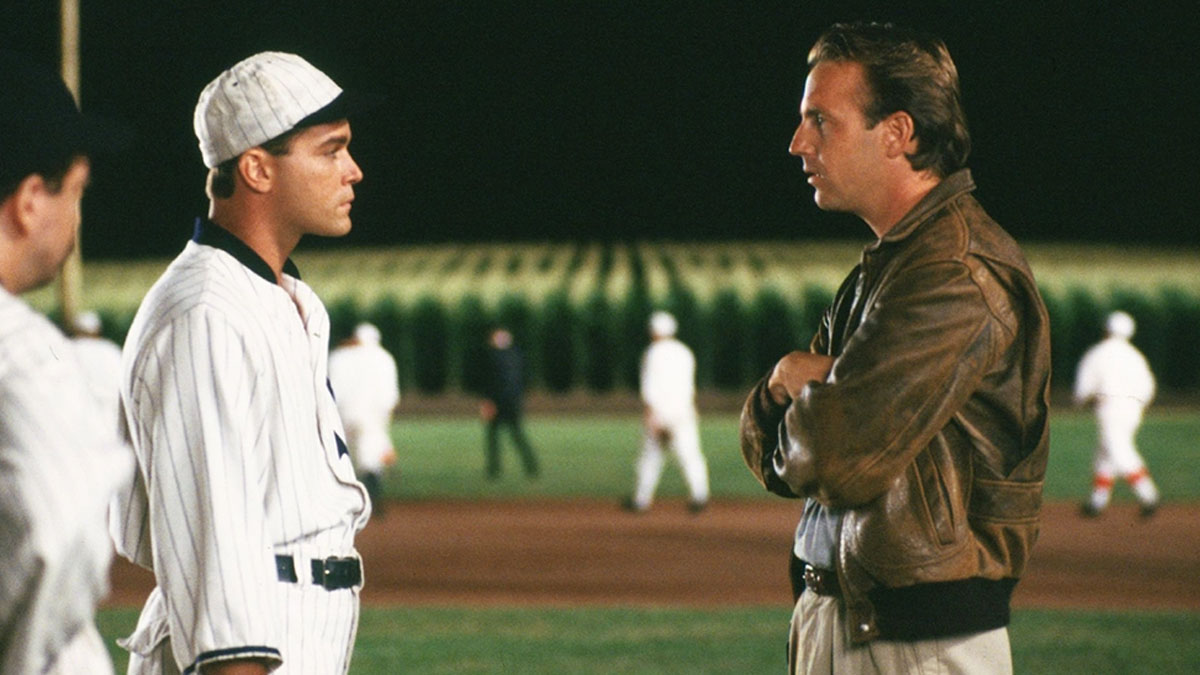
left=112, top=52, right=377, bottom=675
left=0, top=51, right=131, bottom=674
left=623, top=311, right=709, bottom=513
left=70, top=310, right=124, bottom=438
left=480, top=327, right=540, bottom=479
left=1075, top=310, right=1161, bottom=517
left=329, top=322, right=401, bottom=509
left=738, top=23, right=1050, bottom=674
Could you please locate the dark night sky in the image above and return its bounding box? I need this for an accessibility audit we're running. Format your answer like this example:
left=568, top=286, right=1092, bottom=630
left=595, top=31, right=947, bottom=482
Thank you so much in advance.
left=3, top=1, right=1198, bottom=259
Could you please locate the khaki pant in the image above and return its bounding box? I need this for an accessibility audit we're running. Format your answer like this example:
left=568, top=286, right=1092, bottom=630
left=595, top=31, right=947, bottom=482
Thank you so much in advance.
left=788, top=590, right=1012, bottom=674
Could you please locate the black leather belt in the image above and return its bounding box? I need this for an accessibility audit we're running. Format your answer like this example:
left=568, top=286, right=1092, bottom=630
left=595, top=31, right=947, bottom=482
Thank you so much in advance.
left=801, top=563, right=840, bottom=597
left=275, top=554, right=361, bottom=590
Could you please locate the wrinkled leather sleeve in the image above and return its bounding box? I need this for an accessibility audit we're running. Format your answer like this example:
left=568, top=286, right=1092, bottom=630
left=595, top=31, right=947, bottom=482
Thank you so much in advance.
left=739, top=293, right=838, bottom=499
left=776, top=260, right=997, bottom=508
left=738, top=373, right=797, bottom=497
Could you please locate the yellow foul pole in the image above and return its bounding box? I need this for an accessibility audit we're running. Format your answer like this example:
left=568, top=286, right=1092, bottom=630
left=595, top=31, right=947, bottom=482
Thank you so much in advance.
left=57, top=0, right=82, bottom=330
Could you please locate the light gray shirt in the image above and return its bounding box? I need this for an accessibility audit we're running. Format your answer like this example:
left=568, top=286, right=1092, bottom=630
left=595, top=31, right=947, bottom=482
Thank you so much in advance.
left=793, top=500, right=842, bottom=569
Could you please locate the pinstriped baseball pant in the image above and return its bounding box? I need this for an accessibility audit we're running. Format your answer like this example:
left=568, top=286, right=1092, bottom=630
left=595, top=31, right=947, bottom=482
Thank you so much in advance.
left=126, top=583, right=360, bottom=675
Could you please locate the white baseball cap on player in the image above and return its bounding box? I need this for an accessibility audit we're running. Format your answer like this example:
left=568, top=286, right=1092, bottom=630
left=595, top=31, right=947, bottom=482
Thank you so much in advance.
left=649, top=311, right=677, bottom=338
left=72, top=310, right=102, bottom=335
left=194, top=51, right=370, bottom=169
left=354, top=322, right=382, bottom=344
left=1106, top=311, right=1135, bottom=339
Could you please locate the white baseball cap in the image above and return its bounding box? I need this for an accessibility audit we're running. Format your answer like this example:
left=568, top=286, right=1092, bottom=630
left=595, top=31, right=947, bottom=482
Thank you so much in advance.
left=1106, top=311, right=1135, bottom=339
left=649, top=311, right=677, bottom=338
left=354, top=322, right=382, bottom=344
left=72, top=310, right=102, bottom=335
left=194, top=52, right=361, bottom=168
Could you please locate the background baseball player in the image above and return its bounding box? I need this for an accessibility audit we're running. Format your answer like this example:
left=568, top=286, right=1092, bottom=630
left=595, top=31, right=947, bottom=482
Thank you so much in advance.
left=329, top=322, right=400, bottom=507
left=111, top=52, right=376, bottom=674
left=0, top=50, right=131, bottom=674
left=480, top=327, right=540, bottom=479
left=624, top=311, right=709, bottom=513
left=1075, top=310, right=1161, bottom=517
left=70, top=310, right=124, bottom=437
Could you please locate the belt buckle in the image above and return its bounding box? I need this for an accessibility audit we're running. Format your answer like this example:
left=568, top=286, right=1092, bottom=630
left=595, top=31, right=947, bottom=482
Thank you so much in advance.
left=803, top=564, right=820, bottom=591
left=313, top=557, right=332, bottom=588
left=803, top=564, right=835, bottom=595
left=312, top=556, right=361, bottom=590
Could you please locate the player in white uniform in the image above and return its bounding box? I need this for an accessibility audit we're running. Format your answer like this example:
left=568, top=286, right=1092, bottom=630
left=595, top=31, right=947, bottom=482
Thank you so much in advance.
left=1074, top=310, right=1161, bottom=517
left=625, top=311, right=710, bottom=513
left=328, top=322, right=400, bottom=506
left=0, top=52, right=131, bottom=674
left=70, top=310, right=124, bottom=437
left=111, top=52, right=375, bottom=675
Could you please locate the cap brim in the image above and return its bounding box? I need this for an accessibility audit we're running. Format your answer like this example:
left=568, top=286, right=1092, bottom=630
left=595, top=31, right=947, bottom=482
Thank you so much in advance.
left=294, top=89, right=386, bottom=129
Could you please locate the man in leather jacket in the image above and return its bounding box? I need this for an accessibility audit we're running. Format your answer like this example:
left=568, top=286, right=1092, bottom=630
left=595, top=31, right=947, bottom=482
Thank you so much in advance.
left=739, top=22, right=1051, bottom=674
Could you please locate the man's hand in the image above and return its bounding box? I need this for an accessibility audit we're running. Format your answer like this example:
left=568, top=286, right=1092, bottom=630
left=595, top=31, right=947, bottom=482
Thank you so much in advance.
left=480, top=400, right=497, bottom=421
left=767, top=351, right=834, bottom=406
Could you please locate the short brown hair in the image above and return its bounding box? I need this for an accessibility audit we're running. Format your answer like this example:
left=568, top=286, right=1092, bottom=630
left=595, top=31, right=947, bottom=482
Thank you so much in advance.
left=1, top=153, right=79, bottom=202
left=809, top=22, right=971, bottom=177
left=206, top=127, right=301, bottom=199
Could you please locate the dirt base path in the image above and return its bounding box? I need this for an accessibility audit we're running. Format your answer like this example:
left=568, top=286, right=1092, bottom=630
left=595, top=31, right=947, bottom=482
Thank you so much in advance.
left=106, top=500, right=1200, bottom=610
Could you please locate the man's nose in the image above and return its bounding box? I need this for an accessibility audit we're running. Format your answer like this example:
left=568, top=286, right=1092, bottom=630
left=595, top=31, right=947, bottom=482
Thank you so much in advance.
left=345, top=154, right=364, bottom=184
left=789, top=124, right=812, bottom=157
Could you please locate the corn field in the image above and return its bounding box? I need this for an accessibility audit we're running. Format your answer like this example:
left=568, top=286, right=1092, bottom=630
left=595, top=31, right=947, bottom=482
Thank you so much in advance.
left=28, top=241, right=1200, bottom=393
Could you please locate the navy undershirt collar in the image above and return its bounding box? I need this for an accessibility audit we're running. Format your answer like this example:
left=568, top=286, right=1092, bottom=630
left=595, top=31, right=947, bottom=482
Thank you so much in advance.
left=192, top=217, right=301, bottom=284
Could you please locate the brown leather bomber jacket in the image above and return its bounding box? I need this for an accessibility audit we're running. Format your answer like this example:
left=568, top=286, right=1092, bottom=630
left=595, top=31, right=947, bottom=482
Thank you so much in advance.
left=740, top=170, right=1051, bottom=643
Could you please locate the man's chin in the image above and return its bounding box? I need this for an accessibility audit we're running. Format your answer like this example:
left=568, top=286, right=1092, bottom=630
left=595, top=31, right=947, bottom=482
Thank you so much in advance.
left=812, top=191, right=834, bottom=211
left=314, top=220, right=353, bottom=239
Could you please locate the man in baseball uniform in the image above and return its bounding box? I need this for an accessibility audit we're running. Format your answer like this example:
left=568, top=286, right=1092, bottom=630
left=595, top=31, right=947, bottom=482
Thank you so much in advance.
left=111, top=52, right=376, bottom=675
left=1075, top=311, right=1161, bottom=517
left=0, top=51, right=131, bottom=674
left=70, top=310, right=124, bottom=437
left=625, top=311, right=709, bottom=513
left=328, top=322, right=400, bottom=507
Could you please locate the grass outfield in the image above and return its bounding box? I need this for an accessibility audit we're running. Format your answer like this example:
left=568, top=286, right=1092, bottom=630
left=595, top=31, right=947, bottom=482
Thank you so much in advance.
left=385, top=408, right=1200, bottom=503
left=95, top=410, right=1199, bottom=672
left=97, top=606, right=1200, bottom=673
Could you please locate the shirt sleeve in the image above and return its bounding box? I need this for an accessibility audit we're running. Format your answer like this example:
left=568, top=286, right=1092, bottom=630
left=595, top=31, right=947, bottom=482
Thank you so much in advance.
left=127, top=307, right=283, bottom=672
left=0, top=350, right=131, bottom=673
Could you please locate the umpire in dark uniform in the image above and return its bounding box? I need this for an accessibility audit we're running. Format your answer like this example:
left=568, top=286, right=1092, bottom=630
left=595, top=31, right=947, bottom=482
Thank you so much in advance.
left=479, top=327, right=540, bottom=479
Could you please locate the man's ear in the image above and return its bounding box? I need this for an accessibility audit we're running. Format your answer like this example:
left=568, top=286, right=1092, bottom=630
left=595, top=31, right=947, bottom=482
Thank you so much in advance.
left=881, top=111, right=918, bottom=159
left=5, top=174, right=48, bottom=235
left=237, top=149, right=274, bottom=194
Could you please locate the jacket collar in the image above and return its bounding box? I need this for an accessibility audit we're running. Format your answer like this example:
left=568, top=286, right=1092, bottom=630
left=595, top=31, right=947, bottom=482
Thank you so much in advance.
left=868, top=169, right=975, bottom=250
left=192, top=217, right=301, bottom=284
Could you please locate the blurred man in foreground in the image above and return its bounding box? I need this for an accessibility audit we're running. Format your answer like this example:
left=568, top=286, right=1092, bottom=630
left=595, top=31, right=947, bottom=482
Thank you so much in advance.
left=738, top=23, right=1051, bottom=674
left=0, top=50, right=131, bottom=674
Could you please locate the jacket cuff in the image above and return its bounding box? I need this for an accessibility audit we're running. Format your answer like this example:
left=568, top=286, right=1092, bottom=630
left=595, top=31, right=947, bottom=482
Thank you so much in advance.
left=741, top=373, right=798, bottom=498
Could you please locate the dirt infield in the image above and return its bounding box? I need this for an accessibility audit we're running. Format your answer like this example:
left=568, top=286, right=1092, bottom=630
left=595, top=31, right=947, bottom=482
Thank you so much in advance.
left=106, top=499, right=1200, bottom=611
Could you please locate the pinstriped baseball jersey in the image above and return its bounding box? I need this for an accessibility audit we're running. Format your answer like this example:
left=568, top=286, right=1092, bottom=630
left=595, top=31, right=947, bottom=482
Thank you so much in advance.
left=113, top=220, right=370, bottom=674
left=0, top=287, right=132, bottom=674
